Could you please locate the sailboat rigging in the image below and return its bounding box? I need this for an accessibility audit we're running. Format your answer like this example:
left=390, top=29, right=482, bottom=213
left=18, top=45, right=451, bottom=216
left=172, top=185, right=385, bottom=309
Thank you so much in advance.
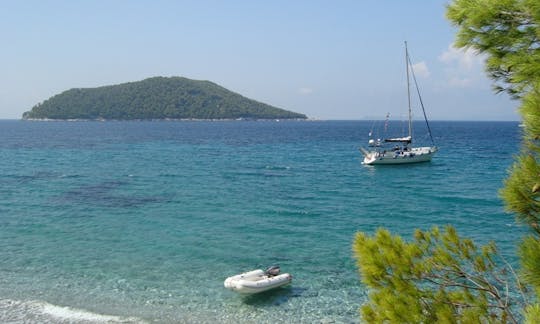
left=359, top=42, right=437, bottom=165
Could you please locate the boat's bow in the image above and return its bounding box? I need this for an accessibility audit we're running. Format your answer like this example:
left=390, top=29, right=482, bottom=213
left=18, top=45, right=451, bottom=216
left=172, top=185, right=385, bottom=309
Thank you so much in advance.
left=359, top=147, right=379, bottom=165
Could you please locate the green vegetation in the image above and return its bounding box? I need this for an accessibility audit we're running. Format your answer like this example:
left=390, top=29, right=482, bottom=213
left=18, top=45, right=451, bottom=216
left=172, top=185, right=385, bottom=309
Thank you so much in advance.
left=354, top=227, right=520, bottom=323
left=22, top=76, right=307, bottom=120
left=353, top=0, right=540, bottom=322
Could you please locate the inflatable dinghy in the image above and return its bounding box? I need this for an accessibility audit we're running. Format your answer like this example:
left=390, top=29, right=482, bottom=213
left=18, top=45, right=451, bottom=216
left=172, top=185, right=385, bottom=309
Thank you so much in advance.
left=224, top=266, right=292, bottom=294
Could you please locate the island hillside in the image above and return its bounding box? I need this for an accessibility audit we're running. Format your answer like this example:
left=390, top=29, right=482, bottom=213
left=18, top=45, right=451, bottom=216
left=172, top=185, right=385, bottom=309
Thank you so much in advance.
left=22, top=77, right=307, bottom=120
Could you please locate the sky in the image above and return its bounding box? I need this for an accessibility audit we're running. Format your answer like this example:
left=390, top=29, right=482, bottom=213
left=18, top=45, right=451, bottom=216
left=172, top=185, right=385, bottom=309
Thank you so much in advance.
left=0, top=0, right=520, bottom=120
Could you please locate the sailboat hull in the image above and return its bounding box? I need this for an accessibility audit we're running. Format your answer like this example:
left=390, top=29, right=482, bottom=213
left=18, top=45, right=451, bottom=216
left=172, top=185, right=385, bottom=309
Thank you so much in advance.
left=361, top=146, right=437, bottom=165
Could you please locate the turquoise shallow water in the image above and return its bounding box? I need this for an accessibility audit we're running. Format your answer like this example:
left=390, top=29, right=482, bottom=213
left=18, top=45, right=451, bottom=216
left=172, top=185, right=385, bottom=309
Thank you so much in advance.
left=0, top=120, right=524, bottom=323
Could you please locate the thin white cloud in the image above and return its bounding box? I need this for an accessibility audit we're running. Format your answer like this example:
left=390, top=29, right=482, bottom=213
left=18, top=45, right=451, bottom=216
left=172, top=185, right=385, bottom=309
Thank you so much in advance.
left=411, top=61, right=430, bottom=78
left=438, top=43, right=486, bottom=88
left=298, top=87, right=313, bottom=95
left=448, top=76, right=472, bottom=87
left=438, top=44, right=484, bottom=70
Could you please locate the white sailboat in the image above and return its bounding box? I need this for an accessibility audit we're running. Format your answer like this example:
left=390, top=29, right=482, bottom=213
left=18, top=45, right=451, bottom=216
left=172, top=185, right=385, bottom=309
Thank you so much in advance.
left=360, top=42, right=437, bottom=165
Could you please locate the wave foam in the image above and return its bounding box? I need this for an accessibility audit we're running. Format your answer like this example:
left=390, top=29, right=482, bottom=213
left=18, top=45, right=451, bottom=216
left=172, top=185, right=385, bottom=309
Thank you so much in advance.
left=0, top=299, right=146, bottom=323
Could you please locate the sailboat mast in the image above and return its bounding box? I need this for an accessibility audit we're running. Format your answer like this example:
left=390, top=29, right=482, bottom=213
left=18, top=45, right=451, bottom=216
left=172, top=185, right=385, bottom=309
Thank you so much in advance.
left=405, top=41, right=412, bottom=139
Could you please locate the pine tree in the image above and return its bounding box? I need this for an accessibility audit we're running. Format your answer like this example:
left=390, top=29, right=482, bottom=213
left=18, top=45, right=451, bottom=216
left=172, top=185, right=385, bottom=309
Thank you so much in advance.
left=353, top=227, right=520, bottom=322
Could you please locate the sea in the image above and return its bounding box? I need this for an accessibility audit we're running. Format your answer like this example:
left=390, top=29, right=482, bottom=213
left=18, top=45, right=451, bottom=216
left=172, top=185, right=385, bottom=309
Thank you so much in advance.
left=0, top=119, right=526, bottom=323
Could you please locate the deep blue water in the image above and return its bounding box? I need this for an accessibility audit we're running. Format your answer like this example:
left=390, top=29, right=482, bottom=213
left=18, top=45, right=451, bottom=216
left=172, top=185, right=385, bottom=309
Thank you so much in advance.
left=0, top=120, right=524, bottom=323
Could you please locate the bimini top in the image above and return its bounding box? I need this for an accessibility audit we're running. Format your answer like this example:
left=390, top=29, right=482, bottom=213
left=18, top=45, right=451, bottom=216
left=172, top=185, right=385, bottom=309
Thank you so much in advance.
left=384, top=136, right=412, bottom=143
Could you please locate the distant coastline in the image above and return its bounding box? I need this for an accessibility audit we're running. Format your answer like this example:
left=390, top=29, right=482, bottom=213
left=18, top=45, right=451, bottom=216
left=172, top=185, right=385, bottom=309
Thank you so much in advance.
left=10, top=118, right=521, bottom=123
left=21, top=117, right=310, bottom=122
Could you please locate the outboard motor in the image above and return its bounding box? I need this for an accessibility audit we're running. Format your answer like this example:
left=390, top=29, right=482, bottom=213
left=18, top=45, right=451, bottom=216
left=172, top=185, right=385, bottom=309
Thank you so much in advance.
left=265, top=265, right=280, bottom=277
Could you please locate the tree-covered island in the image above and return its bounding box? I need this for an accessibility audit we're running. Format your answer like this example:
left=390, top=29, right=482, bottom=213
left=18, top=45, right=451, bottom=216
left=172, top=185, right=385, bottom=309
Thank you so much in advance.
left=22, top=76, right=307, bottom=120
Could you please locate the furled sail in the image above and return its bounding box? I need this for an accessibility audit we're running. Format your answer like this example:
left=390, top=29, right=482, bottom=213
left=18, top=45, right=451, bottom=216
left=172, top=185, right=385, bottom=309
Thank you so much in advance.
left=384, top=136, right=412, bottom=143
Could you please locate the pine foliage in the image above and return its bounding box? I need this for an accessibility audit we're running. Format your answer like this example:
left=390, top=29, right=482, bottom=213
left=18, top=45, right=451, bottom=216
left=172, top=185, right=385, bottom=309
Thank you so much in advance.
left=353, top=227, right=519, bottom=323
